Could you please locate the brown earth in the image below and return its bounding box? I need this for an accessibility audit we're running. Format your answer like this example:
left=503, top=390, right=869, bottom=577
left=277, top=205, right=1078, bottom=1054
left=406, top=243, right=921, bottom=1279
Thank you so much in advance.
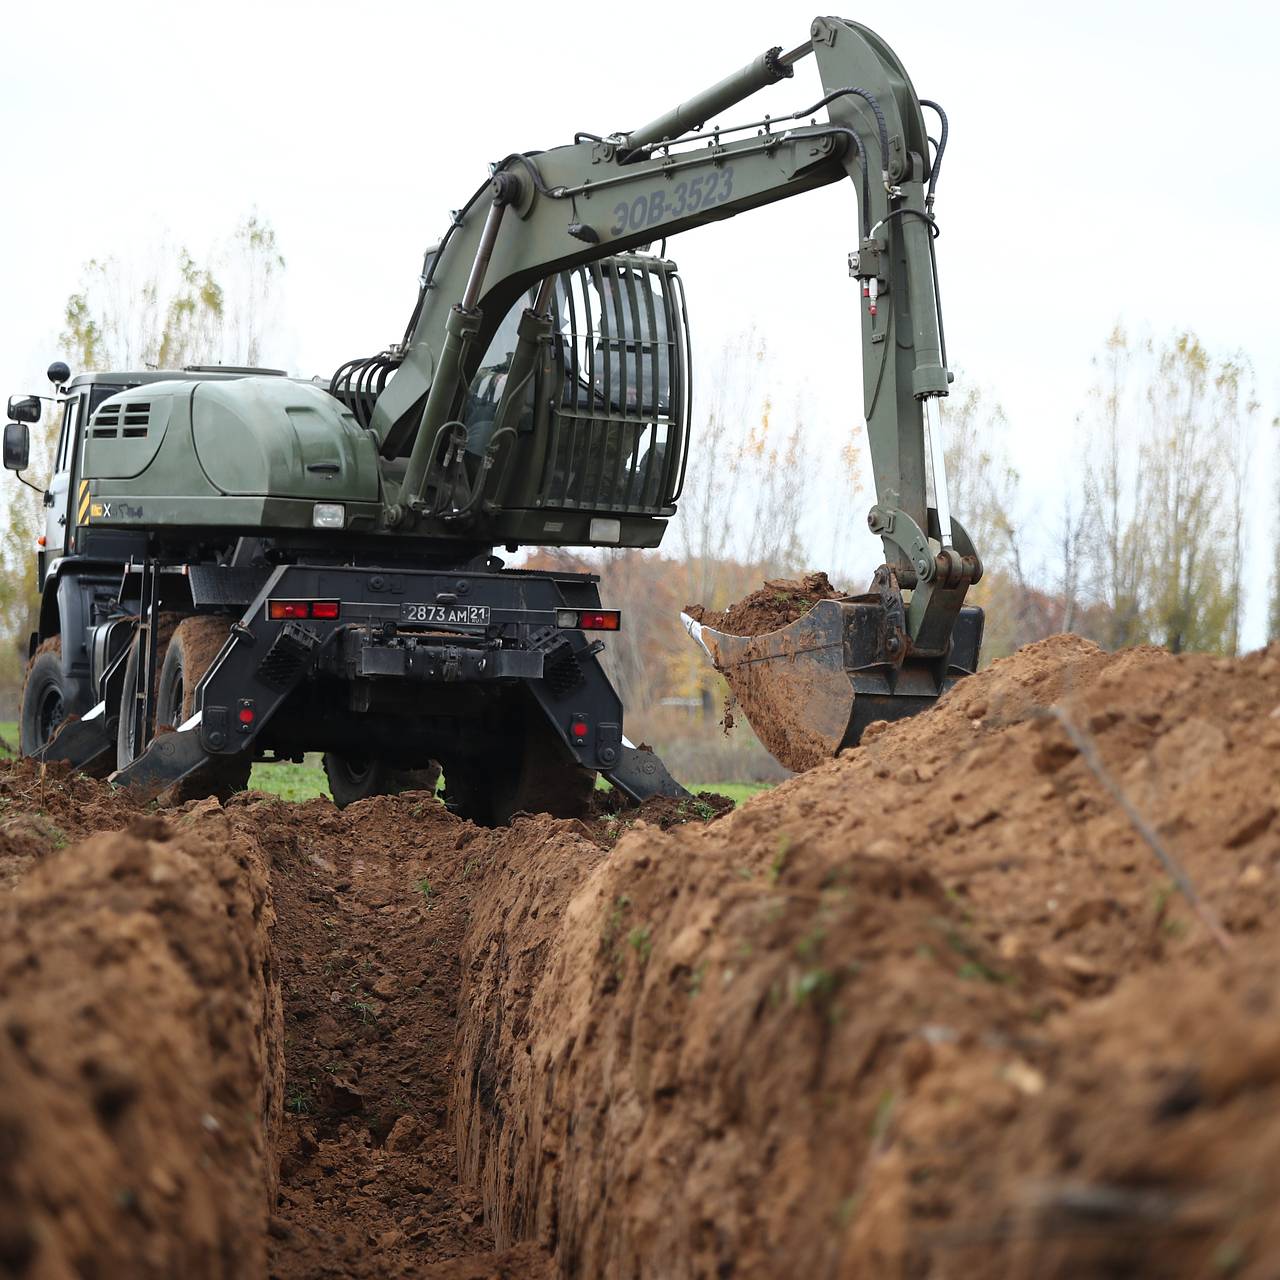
left=685, top=570, right=844, bottom=635
left=0, top=795, right=281, bottom=1277
left=4, top=633, right=1280, bottom=1276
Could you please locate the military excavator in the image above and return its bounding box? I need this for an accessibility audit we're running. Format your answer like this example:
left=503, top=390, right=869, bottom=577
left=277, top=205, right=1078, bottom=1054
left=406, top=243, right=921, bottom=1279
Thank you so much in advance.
left=5, top=16, right=982, bottom=819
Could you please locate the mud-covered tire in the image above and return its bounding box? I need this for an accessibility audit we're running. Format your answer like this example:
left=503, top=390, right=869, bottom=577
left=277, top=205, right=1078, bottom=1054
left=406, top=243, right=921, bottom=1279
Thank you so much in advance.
left=323, top=754, right=441, bottom=809
left=153, top=616, right=250, bottom=803
left=117, top=615, right=248, bottom=804
left=115, top=614, right=178, bottom=773
left=19, top=637, right=74, bottom=757
left=444, top=711, right=595, bottom=827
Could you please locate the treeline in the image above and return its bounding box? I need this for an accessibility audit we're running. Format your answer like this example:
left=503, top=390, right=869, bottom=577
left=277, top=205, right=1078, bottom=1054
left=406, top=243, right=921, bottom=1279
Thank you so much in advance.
left=952, top=327, right=1263, bottom=661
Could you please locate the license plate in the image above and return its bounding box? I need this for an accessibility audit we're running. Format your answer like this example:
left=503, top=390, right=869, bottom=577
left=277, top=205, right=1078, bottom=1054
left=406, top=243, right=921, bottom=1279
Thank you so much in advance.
left=400, top=602, right=491, bottom=626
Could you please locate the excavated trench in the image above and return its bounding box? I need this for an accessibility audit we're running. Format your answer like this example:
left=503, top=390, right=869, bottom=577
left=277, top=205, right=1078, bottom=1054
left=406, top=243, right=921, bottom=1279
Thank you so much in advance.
left=5, top=632, right=1280, bottom=1278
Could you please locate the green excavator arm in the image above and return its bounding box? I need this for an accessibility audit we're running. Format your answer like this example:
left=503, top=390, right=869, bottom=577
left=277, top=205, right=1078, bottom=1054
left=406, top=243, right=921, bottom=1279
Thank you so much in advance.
left=367, top=16, right=984, bottom=766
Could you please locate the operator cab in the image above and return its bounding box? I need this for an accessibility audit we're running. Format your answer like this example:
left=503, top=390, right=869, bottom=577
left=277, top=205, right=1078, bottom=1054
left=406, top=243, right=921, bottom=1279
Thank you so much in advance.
left=455, top=252, right=690, bottom=523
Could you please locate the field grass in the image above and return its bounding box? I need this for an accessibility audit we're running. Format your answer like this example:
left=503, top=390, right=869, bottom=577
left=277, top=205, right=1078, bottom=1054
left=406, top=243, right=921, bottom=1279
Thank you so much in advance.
left=1, top=725, right=770, bottom=808
left=248, top=760, right=770, bottom=807
left=248, top=758, right=331, bottom=802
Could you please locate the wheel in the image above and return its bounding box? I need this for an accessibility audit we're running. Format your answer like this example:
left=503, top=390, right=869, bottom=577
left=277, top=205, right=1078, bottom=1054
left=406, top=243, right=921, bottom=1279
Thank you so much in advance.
left=117, top=614, right=249, bottom=803
left=155, top=616, right=250, bottom=803
left=444, top=709, right=595, bottom=827
left=322, top=753, right=442, bottom=809
left=115, top=613, right=179, bottom=772
left=19, top=637, right=72, bottom=756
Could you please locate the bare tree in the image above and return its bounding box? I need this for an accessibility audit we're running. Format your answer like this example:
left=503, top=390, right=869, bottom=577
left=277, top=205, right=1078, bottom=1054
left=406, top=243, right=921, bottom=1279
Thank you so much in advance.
left=1056, top=490, right=1089, bottom=635
left=825, top=418, right=866, bottom=584
left=671, top=329, right=765, bottom=605
left=742, top=400, right=811, bottom=579
left=1142, top=333, right=1252, bottom=654
left=1082, top=326, right=1149, bottom=649
left=1, top=215, right=288, bottom=711
left=59, top=214, right=285, bottom=373
left=942, top=381, right=1020, bottom=572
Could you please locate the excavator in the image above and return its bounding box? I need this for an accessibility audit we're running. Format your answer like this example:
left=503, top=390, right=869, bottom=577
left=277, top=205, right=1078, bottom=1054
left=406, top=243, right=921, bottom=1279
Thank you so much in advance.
left=5, top=16, right=982, bottom=818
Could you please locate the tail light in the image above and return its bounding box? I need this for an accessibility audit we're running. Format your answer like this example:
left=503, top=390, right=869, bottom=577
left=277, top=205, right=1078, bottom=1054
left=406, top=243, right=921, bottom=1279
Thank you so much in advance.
left=555, top=609, right=621, bottom=631
left=267, top=599, right=341, bottom=621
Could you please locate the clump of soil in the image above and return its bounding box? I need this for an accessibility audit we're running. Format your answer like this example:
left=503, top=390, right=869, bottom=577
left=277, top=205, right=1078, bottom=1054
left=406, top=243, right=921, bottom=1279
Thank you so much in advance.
left=686, top=570, right=843, bottom=636
left=587, top=788, right=735, bottom=842
left=0, top=795, right=281, bottom=1278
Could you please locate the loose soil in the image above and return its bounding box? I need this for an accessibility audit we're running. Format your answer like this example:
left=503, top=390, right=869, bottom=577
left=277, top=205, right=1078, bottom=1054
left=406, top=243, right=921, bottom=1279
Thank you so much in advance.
left=686, top=571, right=853, bottom=772
left=4, top=634, right=1280, bottom=1277
left=685, top=570, right=844, bottom=636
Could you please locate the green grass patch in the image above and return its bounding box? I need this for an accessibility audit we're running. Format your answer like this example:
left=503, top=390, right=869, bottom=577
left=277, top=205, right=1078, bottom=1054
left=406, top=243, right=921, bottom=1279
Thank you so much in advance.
left=0, top=722, right=17, bottom=759
left=686, top=782, right=771, bottom=805
left=249, top=757, right=330, bottom=802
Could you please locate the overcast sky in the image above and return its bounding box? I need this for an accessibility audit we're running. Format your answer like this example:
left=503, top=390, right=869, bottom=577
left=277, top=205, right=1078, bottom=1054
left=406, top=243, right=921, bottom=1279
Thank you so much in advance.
left=3, top=0, right=1276, bottom=644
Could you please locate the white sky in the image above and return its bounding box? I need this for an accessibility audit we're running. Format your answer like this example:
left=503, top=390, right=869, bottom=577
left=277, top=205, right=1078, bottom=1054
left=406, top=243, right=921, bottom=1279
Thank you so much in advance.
left=3, top=0, right=1277, bottom=644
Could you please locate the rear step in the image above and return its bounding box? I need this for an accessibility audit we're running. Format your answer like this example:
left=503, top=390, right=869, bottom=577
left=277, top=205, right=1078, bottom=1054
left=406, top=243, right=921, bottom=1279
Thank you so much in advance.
left=682, top=596, right=984, bottom=773
left=110, top=722, right=219, bottom=799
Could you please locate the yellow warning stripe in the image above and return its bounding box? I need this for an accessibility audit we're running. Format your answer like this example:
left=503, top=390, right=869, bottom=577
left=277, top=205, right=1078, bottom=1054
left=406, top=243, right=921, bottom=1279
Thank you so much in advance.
left=77, top=480, right=91, bottom=525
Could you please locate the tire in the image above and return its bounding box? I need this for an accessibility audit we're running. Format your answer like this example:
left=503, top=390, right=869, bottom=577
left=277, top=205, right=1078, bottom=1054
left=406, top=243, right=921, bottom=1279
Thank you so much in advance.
left=117, top=614, right=249, bottom=804
left=115, top=613, right=179, bottom=773
left=19, top=637, right=72, bottom=757
left=323, top=753, right=442, bottom=809
left=444, top=710, right=595, bottom=827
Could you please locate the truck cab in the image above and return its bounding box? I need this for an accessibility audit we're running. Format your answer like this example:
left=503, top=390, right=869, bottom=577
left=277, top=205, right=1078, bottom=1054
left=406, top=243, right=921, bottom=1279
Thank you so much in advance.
left=3, top=363, right=293, bottom=755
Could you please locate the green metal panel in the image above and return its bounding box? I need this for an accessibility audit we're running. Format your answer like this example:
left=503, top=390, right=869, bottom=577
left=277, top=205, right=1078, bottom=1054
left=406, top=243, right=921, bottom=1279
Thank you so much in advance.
left=192, top=378, right=380, bottom=501
left=83, top=394, right=172, bottom=479
left=79, top=377, right=383, bottom=534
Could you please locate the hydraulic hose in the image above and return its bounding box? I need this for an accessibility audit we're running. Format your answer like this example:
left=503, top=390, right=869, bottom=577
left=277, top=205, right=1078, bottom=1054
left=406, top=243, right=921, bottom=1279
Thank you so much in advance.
left=919, top=99, right=948, bottom=209
left=792, top=86, right=891, bottom=184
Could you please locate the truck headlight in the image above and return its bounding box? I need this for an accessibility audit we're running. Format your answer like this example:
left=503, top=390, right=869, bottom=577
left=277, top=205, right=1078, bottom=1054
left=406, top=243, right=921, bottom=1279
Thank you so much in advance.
left=312, top=502, right=345, bottom=529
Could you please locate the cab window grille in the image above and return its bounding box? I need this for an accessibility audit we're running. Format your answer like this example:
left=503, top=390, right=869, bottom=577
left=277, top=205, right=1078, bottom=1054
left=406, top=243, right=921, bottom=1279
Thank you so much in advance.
left=537, top=256, right=689, bottom=515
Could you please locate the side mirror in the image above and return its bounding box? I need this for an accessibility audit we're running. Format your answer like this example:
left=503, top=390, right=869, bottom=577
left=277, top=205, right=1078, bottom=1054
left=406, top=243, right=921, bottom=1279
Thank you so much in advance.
left=3, top=421, right=31, bottom=472
left=6, top=395, right=41, bottom=424
left=47, top=361, right=71, bottom=386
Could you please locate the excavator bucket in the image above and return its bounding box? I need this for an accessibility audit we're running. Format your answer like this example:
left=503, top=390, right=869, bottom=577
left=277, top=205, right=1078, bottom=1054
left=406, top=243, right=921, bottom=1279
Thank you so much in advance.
left=681, top=595, right=984, bottom=773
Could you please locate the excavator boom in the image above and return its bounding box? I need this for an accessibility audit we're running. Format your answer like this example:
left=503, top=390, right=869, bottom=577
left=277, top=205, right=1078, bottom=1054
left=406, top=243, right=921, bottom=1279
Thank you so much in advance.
left=366, top=15, right=984, bottom=768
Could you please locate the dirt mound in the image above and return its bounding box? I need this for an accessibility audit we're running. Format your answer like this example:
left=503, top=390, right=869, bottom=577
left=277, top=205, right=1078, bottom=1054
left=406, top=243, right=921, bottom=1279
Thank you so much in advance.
left=0, top=759, right=145, bottom=888
left=449, top=635, right=1280, bottom=1277
left=0, top=801, right=281, bottom=1278
left=685, top=570, right=843, bottom=635
left=6, top=637, right=1280, bottom=1276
